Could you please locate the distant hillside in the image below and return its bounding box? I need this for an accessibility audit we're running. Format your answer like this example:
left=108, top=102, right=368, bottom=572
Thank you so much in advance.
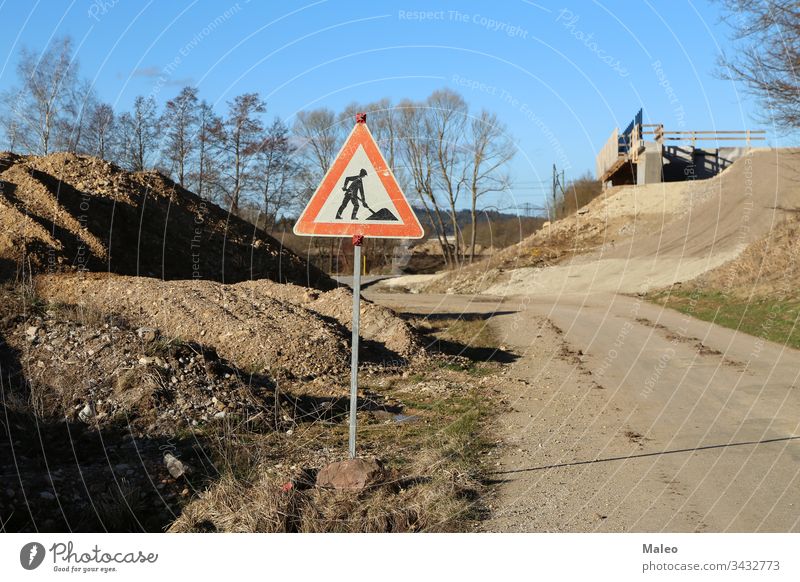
left=0, top=151, right=333, bottom=289
left=413, top=206, right=544, bottom=235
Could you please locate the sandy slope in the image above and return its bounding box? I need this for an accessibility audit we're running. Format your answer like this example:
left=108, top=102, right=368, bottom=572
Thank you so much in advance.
left=387, top=148, right=800, bottom=297
left=484, top=149, right=800, bottom=295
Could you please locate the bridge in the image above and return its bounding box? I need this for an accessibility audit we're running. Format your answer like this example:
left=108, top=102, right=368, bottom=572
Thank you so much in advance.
left=595, top=109, right=765, bottom=187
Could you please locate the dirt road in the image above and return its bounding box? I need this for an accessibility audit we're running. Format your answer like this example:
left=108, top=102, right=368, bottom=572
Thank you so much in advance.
left=368, top=290, right=800, bottom=532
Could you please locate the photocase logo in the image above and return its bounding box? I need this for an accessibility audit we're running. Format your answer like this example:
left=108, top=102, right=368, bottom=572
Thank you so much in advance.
left=20, top=542, right=46, bottom=570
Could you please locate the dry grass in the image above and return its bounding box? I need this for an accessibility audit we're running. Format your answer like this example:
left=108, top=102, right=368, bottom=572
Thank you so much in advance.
left=555, top=173, right=603, bottom=219
left=650, top=214, right=800, bottom=349
left=169, top=438, right=484, bottom=533
left=696, top=214, right=800, bottom=298
left=170, top=377, right=492, bottom=532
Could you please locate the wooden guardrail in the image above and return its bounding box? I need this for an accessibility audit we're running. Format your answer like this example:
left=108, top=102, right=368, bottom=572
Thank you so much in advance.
left=641, top=125, right=766, bottom=146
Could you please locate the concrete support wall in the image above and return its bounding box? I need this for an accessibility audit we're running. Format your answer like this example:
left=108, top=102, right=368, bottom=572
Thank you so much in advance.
left=636, top=142, right=663, bottom=185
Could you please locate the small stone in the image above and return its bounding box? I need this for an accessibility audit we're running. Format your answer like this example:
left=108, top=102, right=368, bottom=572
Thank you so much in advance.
left=78, top=403, right=95, bottom=423
left=136, top=327, right=158, bottom=342
left=25, top=326, right=38, bottom=342
left=39, top=491, right=56, bottom=501
left=214, top=411, right=226, bottom=419
left=139, top=356, right=154, bottom=365
left=163, top=452, right=190, bottom=479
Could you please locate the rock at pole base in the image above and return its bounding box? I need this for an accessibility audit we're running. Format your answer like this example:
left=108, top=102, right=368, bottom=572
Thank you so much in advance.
left=315, top=458, right=384, bottom=491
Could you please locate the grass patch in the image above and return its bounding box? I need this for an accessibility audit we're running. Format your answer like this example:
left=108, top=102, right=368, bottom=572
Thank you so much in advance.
left=649, top=288, right=800, bottom=349
left=430, top=316, right=500, bottom=349
left=437, top=359, right=496, bottom=377
left=413, top=313, right=516, bottom=367
left=169, top=373, right=495, bottom=532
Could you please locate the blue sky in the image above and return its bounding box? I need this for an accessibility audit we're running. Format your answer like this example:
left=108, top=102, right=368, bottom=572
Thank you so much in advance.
left=0, top=0, right=779, bottom=211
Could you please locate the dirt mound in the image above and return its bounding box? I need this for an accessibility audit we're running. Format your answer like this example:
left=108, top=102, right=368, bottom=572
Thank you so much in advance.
left=427, top=148, right=800, bottom=295
left=233, top=281, right=424, bottom=360
left=0, top=151, right=332, bottom=289
left=307, top=287, right=422, bottom=359
left=34, top=273, right=349, bottom=380
left=33, top=273, right=425, bottom=381
left=4, top=304, right=276, bottom=435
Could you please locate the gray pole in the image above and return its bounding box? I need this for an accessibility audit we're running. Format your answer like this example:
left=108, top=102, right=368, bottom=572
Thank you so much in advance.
left=551, top=164, right=557, bottom=221
left=349, top=240, right=362, bottom=459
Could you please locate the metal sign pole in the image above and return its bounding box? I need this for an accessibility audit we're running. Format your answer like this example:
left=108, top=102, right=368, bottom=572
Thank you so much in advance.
left=292, top=111, right=422, bottom=460
left=349, top=234, right=364, bottom=459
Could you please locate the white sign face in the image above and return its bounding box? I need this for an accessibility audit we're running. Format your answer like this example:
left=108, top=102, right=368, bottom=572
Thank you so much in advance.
left=312, top=145, right=402, bottom=225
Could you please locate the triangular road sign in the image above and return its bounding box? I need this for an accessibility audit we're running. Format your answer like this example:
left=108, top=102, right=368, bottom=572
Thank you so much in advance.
left=293, top=120, right=424, bottom=239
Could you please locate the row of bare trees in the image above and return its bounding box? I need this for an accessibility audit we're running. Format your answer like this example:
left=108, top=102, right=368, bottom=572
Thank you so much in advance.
left=0, top=36, right=301, bottom=231
left=1, top=36, right=516, bottom=264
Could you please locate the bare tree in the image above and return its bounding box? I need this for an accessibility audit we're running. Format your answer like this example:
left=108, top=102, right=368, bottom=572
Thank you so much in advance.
left=465, top=110, right=514, bottom=262
left=1, top=93, right=25, bottom=153
left=365, top=98, right=398, bottom=168
left=717, top=0, right=800, bottom=129
left=293, top=108, right=342, bottom=183
left=117, top=96, right=159, bottom=171
left=85, top=102, right=115, bottom=159
left=255, top=117, right=297, bottom=231
left=113, top=112, right=134, bottom=168
left=161, top=86, right=199, bottom=187
left=1, top=36, right=80, bottom=154
left=397, top=99, right=454, bottom=266
left=427, top=89, right=468, bottom=265
left=297, top=107, right=350, bottom=271
left=211, top=93, right=266, bottom=214
left=191, top=100, right=220, bottom=199
left=336, top=99, right=398, bottom=167
left=54, top=78, right=96, bottom=154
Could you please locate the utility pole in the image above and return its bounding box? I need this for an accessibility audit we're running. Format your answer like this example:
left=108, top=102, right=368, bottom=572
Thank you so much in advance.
left=552, top=164, right=566, bottom=221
